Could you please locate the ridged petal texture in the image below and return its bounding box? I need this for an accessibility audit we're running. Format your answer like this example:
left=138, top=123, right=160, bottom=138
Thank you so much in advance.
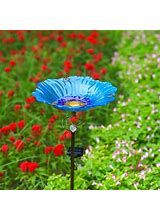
left=32, top=76, right=117, bottom=112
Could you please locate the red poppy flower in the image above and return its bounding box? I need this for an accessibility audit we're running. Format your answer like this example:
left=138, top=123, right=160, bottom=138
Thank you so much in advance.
left=41, top=64, right=48, bottom=71
left=86, top=48, right=94, bottom=54
left=53, top=144, right=64, bottom=156
left=44, top=146, right=54, bottom=154
left=30, top=76, right=40, bottom=83
left=64, top=60, right=72, bottom=70
left=19, top=161, right=28, bottom=172
left=25, top=96, right=35, bottom=104
left=84, top=62, right=95, bottom=71
left=90, top=31, right=99, bottom=38
left=3, top=37, right=15, bottom=43
left=4, top=67, right=11, bottom=73
left=16, top=31, right=25, bottom=42
left=14, top=104, right=21, bottom=111
left=1, top=144, right=9, bottom=153
left=14, top=139, right=25, bottom=151
left=31, top=124, right=42, bottom=135
left=50, top=33, right=55, bottom=40
left=0, top=172, right=4, bottom=178
left=31, top=45, right=39, bottom=52
left=28, top=162, right=39, bottom=172
left=68, top=32, right=77, bottom=39
left=86, top=35, right=98, bottom=45
left=91, top=72, right=101, bottom=80
left=9, top=122, right=17, bottom=132
left=60, top=130, right=72, bottom=141
left=9, top=60, right=16, bottom=67
left=93, top=52, right=103, bottom=63
left=7, top=90, right=14, bottom=98
left=34, top=141, right=40, bottom=147
left=100, top=67, right=108, bottom=75
left=69, top=116, right=79, bottom=123
left=48, top=115, right=58, bottom=123
left=77, top=33, right=86, bottom=40
left=60, top=41, right=67, bottom=47
left=56, top=35, right=63, bottom=42
left=10, top=50, right=18, bottom=55
left=17, top=120, right=25, bottom=129
left=1, top=126, right=10, bottom=135
left=9, top=136, right=16, bottom=142
left=19, top=161, right=39, bottom=172
left=24, top=103, right=31, bottom=109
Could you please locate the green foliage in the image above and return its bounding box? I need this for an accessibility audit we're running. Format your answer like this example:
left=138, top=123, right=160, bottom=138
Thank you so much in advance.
left=45, top=31, right=160, bottom=190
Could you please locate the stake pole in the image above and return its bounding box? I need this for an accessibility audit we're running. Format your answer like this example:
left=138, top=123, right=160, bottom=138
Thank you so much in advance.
left=70, top=112, right=76, bottom=190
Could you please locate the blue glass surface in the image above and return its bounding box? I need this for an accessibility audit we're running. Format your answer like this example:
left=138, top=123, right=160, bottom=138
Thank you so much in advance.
left=32, top=76, right=117, bottom=112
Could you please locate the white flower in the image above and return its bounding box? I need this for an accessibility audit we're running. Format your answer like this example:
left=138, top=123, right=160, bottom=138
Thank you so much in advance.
left=122, top=149, right=128, bottom=155
left=122, top=156, right=127, bottom=163
left=122, top=102, right=126, bottom=106
left=152, top=54, right=157, bottom=58
left=97, top=183, right=103, bottom=187
left=116, top=158, right=121, bottom=162
left=88, top=124, right=94, bottom=129
left=133, top=182, right=139, bottom=189
left=109, top=165, right=114, bottom=169
left=112, top=175, right=116, bottom=180
left=116, top=181, right=121, bottom=185
left=88, top=171, right=92, bottom=175
left=95, top=137, right=100, bottom=143
left=137, top=124, right=141, bottom=129
left=107, top=124, right=112, bottom=129
left=139, top=170, right=146, bottom=180
left=85, top=149, right=90, bottom=155
left=138, top=74, right=142, bottom=79
left=92, top=181, right=97, bottom=186
left=121, top=173, right=128, bottom=178
left=157, top=57, right=160, bottom=62
left=135, top=79, right=139, bottom=83
left=146, top=135, right=150, bottom=139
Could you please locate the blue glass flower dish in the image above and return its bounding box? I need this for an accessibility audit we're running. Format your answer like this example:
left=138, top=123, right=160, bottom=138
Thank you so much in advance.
left=32, top=76, right=117, bottom=190
left=32, top=76, right=117, bottom=112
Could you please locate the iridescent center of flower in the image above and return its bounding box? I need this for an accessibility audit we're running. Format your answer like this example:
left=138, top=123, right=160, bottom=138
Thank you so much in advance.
left=65, top=100, right=86, bottom=107
left=57, top=96, right=91, bottom=108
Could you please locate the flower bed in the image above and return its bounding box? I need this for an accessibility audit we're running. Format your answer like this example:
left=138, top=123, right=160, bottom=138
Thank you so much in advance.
left=0, top=31, right=159, bottom=189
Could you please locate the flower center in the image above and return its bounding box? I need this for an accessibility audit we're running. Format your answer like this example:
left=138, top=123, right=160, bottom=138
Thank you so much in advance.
left=65, top=100, right=86, bottom=107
